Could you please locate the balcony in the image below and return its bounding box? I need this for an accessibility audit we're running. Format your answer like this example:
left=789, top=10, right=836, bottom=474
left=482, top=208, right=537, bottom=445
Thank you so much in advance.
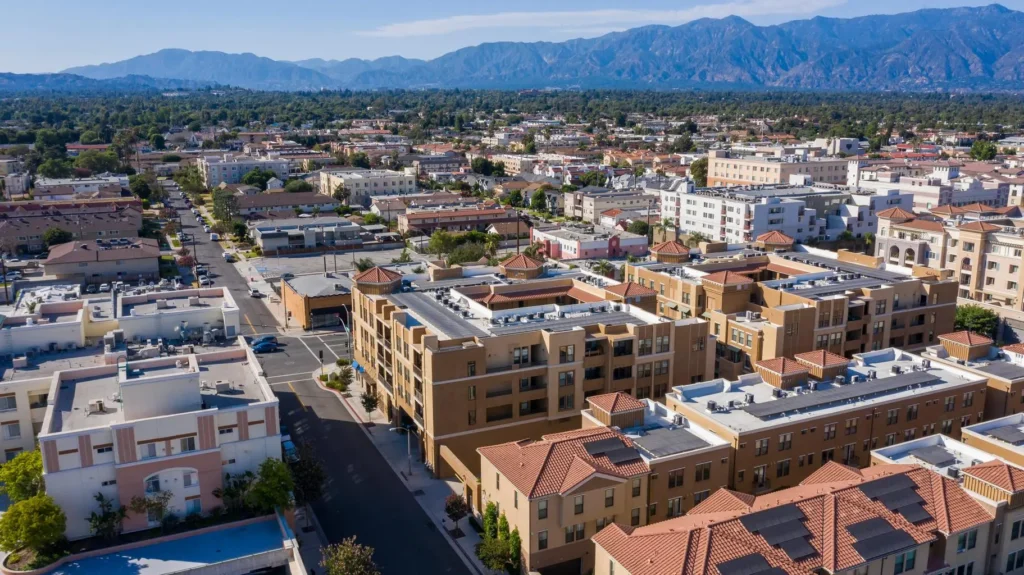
left=414, top=388, right=423, bottom=403
left=414, top=410, right=424, bottom=426
left=890, top=321, right=906, bottom=330
left=486, top=385, right=514, bottom=399
left=753, top=477, right=771, bottom=493
left=413, top=364, right=422, bottom=377
left=489, top=361, right=544, bottom=375
left=519, top=377, right=547, bottom=392
left=843, top=454, right=861, bottom=467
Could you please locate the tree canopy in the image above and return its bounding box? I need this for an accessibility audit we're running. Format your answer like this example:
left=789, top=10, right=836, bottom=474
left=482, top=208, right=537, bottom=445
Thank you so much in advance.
left=690, top=157, right=708, bottom=187
left=955, top=304, right=1000, bottom=338
left=284, top=179, right=313, bottom=194
left=0, top=450, right=43, bottom=503
left=42, top=227, right=73, bottom=247
left=0, top=494, right=66, bottom=552
left=241, top=167, right=277, bottom=191
left=322, top=536, right=381, bottom=575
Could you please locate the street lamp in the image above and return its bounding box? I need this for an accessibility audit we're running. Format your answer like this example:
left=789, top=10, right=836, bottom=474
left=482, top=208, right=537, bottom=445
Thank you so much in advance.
left=389, top=425, right=414, bottom=476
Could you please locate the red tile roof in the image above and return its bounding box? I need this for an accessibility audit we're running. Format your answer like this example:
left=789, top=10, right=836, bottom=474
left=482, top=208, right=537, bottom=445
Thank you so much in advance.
left=353, top=266, right=402, bottom=284
left=477, top=285, right=572, bottom=305
left=939, top=331, right=993, bottom=346
left=650, top=240, right=690, bottom=255
left=477, top=428, right=650, bottom=499
left=794, top=350, right=850, bottom=369
left=755, top=230, right=795, bottom=244
left=958, top=221, right=1002, bottom=232
left=755, top=357, right=809, bottom=376
left=900, top=220, right=945, bottom=233
left=566, top=286, right=605, bottom=304
left=1002, top=343, right=1024, bottom=355
left=701, top=271, right=755, bottom=286
left=963, top=460, right=1024, bottom=493
left=605, top=281, right=657, bottom=298
left=499, top=253, right=543, bottom=269
left=877, top=207, right=916, bottom=220
left=587, top=392, right=646, bottom=415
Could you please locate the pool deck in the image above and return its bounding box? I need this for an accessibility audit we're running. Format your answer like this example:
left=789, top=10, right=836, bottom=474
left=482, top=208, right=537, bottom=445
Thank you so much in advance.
left=51, top=518, right=286, bottom=575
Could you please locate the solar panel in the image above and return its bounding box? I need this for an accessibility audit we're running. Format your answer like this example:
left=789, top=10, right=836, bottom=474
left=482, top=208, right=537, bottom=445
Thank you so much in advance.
left=604, top=446, right=643, bottom=464
left=633, top=427, right=710, bottom=458
left=717, top=554, right=772, bottom=575
left=761, top=520, right=810, bottom=545
left=897, top=503, right=933, bottom=524
left=859, top=474, right=917, bottom=499
left=584, top=437, right=624, bottom=456
left=907, top=445, right=957, bottom=468
left=739, top=504, right=805, bottom=533
left=851, top=530, right=918, bottom=562
left=987, top=425, right=1024, bottom=445
left=846, top=518, right=894, bottom=541
left=742, top=372, right=939, bottom=419
left=877, top=489, right=924, bottom=510
left=779, top=537, right=817, bottom=561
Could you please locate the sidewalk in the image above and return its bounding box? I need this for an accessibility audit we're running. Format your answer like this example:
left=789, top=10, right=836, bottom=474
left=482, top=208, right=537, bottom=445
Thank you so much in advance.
left=314, top=365, right=495, bottom=575
left=293, top=505, right=326, bottom=575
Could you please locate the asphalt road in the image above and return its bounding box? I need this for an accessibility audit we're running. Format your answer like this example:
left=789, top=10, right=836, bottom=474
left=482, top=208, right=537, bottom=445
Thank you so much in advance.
left=260, top=337, right=472, bottom=575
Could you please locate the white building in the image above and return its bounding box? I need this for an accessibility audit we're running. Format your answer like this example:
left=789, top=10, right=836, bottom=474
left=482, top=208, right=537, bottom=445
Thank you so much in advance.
left=3, top=173, right=29, bottom=197
left=318, top=168, right=417, bottom=207
left=197, top=155, right=290, bottom=188
left=850, top=162, right=1009, bottom=211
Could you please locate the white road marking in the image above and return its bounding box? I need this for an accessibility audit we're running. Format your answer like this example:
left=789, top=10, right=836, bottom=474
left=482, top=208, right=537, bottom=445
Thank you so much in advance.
left=266, top=372, right=316, bottom=380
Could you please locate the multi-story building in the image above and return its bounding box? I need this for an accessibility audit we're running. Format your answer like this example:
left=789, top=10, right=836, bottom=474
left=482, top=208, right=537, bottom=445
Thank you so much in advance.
left=33, top=175, right=128, bottom=200
left=349, top=262, right=715, bottom=489
left=234, top=191, right=340, bottom=218
left=398, top=205, right=517, bottom=235
left=564, top=188, right=653, bottom=223
left=707, top=149, right=849, bottom=187
left=0, top=157, right=24, bottom=176
left=852, top=161, right=1008, bottom=211
left=369, top=192, right=476, bottom=222
left=248, top=217, right=363, bottom=252
left=532, top=225, right=648, bottom=260
left=399, top=153, right=468, bottom=176
left=666, top=347, right=988, bottom=493
left=318, top=168, right=417, bottom=206
left=197, top=155, right=290, bottom=188
left=44, top=238, right=160, bottom=285
left=489, top=154, right=537, bottom=176
left=3, top=173, right=29, bottom=197
left=920, top=335, right=1024, bottom=420
left=38, top=344, right=280, bottom=539
left=593, top=460, right=993, bottom=575
left=0, top=208, right=142, bottom=254
left=478, top=395, right=730, bottom=574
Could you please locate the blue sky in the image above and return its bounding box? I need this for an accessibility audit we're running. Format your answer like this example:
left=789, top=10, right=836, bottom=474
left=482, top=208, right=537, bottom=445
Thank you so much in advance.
left=3, top=0, right=1021, bottom=73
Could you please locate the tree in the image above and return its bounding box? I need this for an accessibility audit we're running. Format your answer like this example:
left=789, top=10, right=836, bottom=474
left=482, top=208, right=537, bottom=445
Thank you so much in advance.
left=477, top=536, right=511, bottom=571
left=349, top=153, right=371, bottom=169
left=493, top=161, right=507, bottom=177
left=129, top=173, right=154, bottom=200
left=73, top=150, right=119, bottom=175
left=150, top=134, right=166, bottom=150
left=88, top=492, right=128, bottom=542
left=578, top=171, right=607, bottom=188
left=161, top=154, right=182, bottom=163
left=291, top=442, right=327, bottom=507
left=79, top=130, right=102, bottom=145
left=471, top=157, right=496, bottom=176
left=427, top=230, right=458, bottom=264
left=362, top=213, right=382, bottom=225
left=212, top=189, right=240, bottom=222
left=497, top=513, right=510, bottom=540
left=485, top=234, right=502, bottom=256
left=686, top=231, right=710, bottom=248
left=970, top=140, right=998, bottom=161
left=594, top=260, right=615, bottom=278
left=241, top=168, right=277, bottom=191
left=337, top=366, right=354, bottom=388
left=955, top=304, right=1000, bottom=338
left=177, top=255, right=196, bottom=268
left=360, top=391, right=379, bottom=414
left=214, top=471, right=255, bottom=512
left=628, top=220, right=650, bottom=236
left=37, top=159, right=72, bottom=178
left=355, top=257, right=376, bottom=272
left=0, top=450, right=43, bottom=503
left=0, top=494, right=66, bottom=552
left=332, top=183, right=351, bottom=205
left=530, top=189, right=548, bottom=212
left=690, top=157, right=709, bottom=187
left=507, top=190, right=523, bottom=207
left=284, top=179, right=313, bottom=194
left=864, top=232, right=876, bottom=250
left=448, top=243, right=487, bottom=266
left=654, top=217, right=675, bottom=240
left=444, top=493, right=469, bottom=532
left=247, top=458, right=294, bottom=513
left=523, top=242, right=542, bottom=258
left=391, top=248, right=412, bottom=263
left=483, top=501, right=499, bottom=540
left=42, top=227, right=73, bottom=248
left=128, top=490, right=172, bottom=526
left=232, top=221, right=248, bottom=242
left=509, top=528, right=522, bottom=572
left=322, top=536, right=381, bottom=575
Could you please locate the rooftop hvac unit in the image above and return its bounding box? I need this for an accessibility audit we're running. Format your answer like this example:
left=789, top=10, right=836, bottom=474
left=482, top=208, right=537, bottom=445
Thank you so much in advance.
left=809, top=382, right=818, bottom=391
left=867, top=370, right=877, bottom=379
left=922, top=359, right=931, bottom=369
left=215, top=381, right=231, bottom=393
left=673, top=414, right=684, bottom=425
left=891, top=365, right=902, bottom=375
left=835, top=375, right=846, bottom=385
left=745, top=393, right=755, bottom=404
left=706, top=400, right=718, bottom=412
left=948, top=467, right=960, bottom=479
left=87, top=399, right=105, bottom=414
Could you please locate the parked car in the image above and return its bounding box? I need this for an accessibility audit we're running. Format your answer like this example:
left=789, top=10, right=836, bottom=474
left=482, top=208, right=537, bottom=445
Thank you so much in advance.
left=199, top=277, right=212, bottom=287
left=248, top=288, right=262, bottom=298
left=280, top=273, right=294, bottom=279
left=85, top=284, right=98, bottom=294
left=252, top=341, right=278, bottom=353
left=222, top=252, right=234, bottom=262
left=4, top=271, right=22, bottom=281
left=210, top=233, right=220, bottom=241
left=282, top=440, right=298, bottom=463
left=251, top=335, right=278, bottom=346
left=98, top=283, right=111, bottom=292
left=203, top=226, right=211, bottom=233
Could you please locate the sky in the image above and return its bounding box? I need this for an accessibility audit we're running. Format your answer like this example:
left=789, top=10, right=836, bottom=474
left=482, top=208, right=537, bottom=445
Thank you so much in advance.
left=2, top=0, right=1021, bottom=73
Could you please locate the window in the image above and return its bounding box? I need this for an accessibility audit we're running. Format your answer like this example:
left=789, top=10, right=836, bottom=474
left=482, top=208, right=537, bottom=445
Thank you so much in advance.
left=822, top=448, right=835, bottom=463
left=95, top=444, right=113, bottom=454
left=1, top=422, right=20, bottom=440
left=219, top=427, right=234, bottom=435
left=468, top=385, right=476, bottom=400
left=632, top=478, right=641, bottom=497
left=631, top=508, right=641, bottom=526
left=612, top=366, right=633, bottom=380
left=823, top=423, right=837, bottom=440
left=145, top=476, right=161, bottom=494
left=942, top=419, right=953, bottom=435
left=613, top=340, right=634, bottom=357
left=558, top=394, right=575, bottom=411
left=963, top=392, right=974, bottom=407
left=657, top=336, right=671, bottom=353
left=654, top=360, right=669, bottom=376
left=496, top=473, right=500, bottom=490
left=638, top=338, right=653, bottom=356
left=558, top=371, right=575, bottom=387
left=467, top=362, right=476, bottom=377
left=28, top=393, right=47, bottom=409
left=893, top=550, right=916, bottom=575
left=565, top=523, right=585, bottom=543
left=904, top=429, right=916, bottom=441
left=694, top=490, right=710, bottom=505
left=776, top=459, right=791, bottom=478
left=754, top=438, right=770, bottom=456
left=513, top=347, right=529, bottom=365
left=668, top=468, right=685, bottom=488
left=845, top=418, right=858, bottom=435
left=574, top=495, right=584, bottom=515
left=945, top=396, right=955, bottom=412
left=605, top=488, right=615, bottom=508
left=887, top=409, right=899, bottom=425
left=141, top=443, right=157, bottom=459
left=0, top=396, right=16, bottom=411
left=538, top=499, right=548, bottom=520
left=538, top=530, right=548, bottom=550
left=559, top=345, right=575, bottom=363
left=906, top=404, right=918, bottom=421
left=183, top=471, right=197, bottom=488
left=180, top=436, right=196, bottom=452
left=667, top=497, right=683, bottom=518
left=956, top=529, right=978, bottom=553
left=1013, top=520, right=1023, bottom=540
left=695, top=462, right=711, bottom=482
left=468, top=410, right=477, bottom=425
left=514, top=491, right=518, bottom=509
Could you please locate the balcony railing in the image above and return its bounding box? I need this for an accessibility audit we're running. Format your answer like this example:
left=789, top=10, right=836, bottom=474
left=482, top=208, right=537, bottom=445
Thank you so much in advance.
left=486, top=386, right=514, bottom=399
left=414, top=389, right=423, bottom=403
left=753, top=477, right=771, bottom=493
left=843, top=454, right=861, bottom=466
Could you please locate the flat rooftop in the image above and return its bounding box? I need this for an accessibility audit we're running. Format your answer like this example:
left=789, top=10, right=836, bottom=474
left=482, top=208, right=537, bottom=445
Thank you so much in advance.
left=0, top=348, right=105, bottom=384
left=619, top=400, right=729, bottom=461
left=121, top=293, right=226, bottom=317
left=965, top=414, right=1024, bottom=447
left=872, top=435, right=994, bottom=482
left=284, top=273, right=351, bottom=298
left=673, top=349, right=984, bottom=433
left=539, top=226, right=643, bottom=242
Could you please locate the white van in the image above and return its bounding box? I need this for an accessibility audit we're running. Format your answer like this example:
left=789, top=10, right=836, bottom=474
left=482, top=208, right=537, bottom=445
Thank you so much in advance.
left=210, top=233, right=220, bottom=241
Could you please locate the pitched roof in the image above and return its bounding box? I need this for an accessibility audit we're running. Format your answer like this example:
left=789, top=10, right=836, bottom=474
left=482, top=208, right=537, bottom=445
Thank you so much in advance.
left=477, top=428, right=650, bottom=499
left=939, top=330, right=993, bottom=346
left=701, top=271, right=755, bottom=286
left=963, top=460, right=1024, bottom=493
left=605, top=281, right=657, bottom=298
left=587, top=392, right=646, bottom=415
left=958, top=221, right=1002, bottom=232
left=755, top=230, right=795, bottom=244
left=876, top=207, right=916, bottom=220
left=755, top=357, right=809, bottom=376
left=900, top=219, right=945, bottom=233
left=1002, top=343, right=1024, bottom=355
left=794, top=350, right=850, bottom=369
left=650, top=240, right=690, bottom=255
left=499, top=253, right=543, bottom=270
left=236, top=192, right=339, bottom=210
left=45, top=238, right=159, bottom=264
left=352, top=266, right=402, bottom=284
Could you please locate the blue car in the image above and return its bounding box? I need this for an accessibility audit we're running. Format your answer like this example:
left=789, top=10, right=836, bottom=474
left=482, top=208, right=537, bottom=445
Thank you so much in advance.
left=252, top=341, right=278, bottom=353
left=251, top=335, right=278, bottom=346
left=282, top=440, right=298, bottom=463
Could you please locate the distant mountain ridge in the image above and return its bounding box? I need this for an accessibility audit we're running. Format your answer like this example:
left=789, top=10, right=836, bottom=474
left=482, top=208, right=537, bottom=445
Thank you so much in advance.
left=0, top=73, right=210, bottom=93
left=58, top=5, right=1024, bottom=92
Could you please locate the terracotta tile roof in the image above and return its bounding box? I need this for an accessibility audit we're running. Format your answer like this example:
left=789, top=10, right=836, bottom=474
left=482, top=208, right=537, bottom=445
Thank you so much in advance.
left=755, top=230, right=795, bottom=244
left=963, top=460, right=1024, bottom=493
left=958, top=221, right=1002, bottom=232
left=877, top=207, right=916, bottom=220
left=605, top=281, right=657, bottom=298
left=794, top=350, right=850, bottom=369
left=689, top=490, right=755, bottom=515
left=900, top=219, right=945, bottom=233
left=477, top=428, right=650, bottom=499
left=602, top=208, right=624, bottom=217
left=499, top=253, right=543, bottom=269
left=1002, top=343, right=1024, bottom=355
left=353, top=266, right=402, bottom=284
left=587, top=392, right=645, bottom=415
left=755, top=357, right=809, bottom=376
left=939, top=331, right=993, bottom=346
left=650, top=240, right=690, bottom=255
left=701, top=271, right=755, bottom=286
left=477, top=285, right=571, bottom=305
left=566, top=286, right=605, bottom=304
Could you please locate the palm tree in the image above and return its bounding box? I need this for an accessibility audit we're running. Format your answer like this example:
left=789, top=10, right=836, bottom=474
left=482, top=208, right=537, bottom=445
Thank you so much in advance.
left=485, top=234, right=501, bottom=257
left=654, top=218, right=675, bottom=242
left=686, top=232, right=710, bottom=248
left=594, top=260, right=614, bottom=278
left=523, top=243, right=542, bottom=258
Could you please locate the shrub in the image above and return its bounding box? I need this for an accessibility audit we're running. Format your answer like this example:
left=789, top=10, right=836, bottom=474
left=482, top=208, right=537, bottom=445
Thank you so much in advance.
left=7, top=553, right=20, bottom=564
left=335, top=358, right=351, bottom=367
left=319, top=373, right=328, bottom=382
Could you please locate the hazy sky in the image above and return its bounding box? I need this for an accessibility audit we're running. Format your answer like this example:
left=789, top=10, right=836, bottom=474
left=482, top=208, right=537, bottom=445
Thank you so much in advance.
left=3, top=0, right=1019, bottom=73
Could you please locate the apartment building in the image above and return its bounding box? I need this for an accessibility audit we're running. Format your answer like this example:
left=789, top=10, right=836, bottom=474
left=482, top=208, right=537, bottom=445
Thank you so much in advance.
left=0, top=209, right=142, bottom=254
left=0, top=157, right=23, bottom=175
left=666, top=347, right=988, bottom=494
left=489, top=154, right=537, bottom=176
left=875, top=210, right=1024, bottom=308
left=707, top=150, right=848, bottom=187
left=235, top=192, right=340, bottom=218
left=399, top=153, right=468, bottom=176
left=564, top=188, right=652, bottom=224
left=3, top=173, right=29, bottom=197
left=478, top=396, right=730, bottom=574
left=348, top=264, right=715, bottom=488
left=33, top=175, right=129, bottom=199
left=197, top=155, right=290, bottom=188
left=532, top=225, right=648, bottom=260
left=248, top=217, right=363, bottom=252
left=38, top=344, right=281, bottom=539
left=920, top=336, right=1024, bottom=420
left=593, top=460, right=992, bottom=575
left=318, top=168, right=417, bottom=206
left=369, top=192, right=475, bottom=222
left=627, top=249, right=957, bottom=378
left=852, top=162, right=1008, bottom=211
left=44, top=238, right=160, bottom=285
left=398, top=205, right=518, bottom=235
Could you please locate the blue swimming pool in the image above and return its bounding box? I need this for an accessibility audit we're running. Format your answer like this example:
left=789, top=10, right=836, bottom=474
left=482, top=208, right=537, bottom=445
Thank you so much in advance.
left=52, top=519, right=284, bottom=575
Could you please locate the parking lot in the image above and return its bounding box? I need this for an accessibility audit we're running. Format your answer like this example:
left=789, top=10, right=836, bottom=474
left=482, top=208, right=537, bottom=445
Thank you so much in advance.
left=245, top=247, right=419, bottom=280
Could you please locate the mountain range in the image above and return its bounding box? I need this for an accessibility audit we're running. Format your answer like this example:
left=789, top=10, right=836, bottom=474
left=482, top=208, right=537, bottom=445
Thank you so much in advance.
left=40, top=5, right=1024, bottom=92
left=0, top=72, right=210, bottom=93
